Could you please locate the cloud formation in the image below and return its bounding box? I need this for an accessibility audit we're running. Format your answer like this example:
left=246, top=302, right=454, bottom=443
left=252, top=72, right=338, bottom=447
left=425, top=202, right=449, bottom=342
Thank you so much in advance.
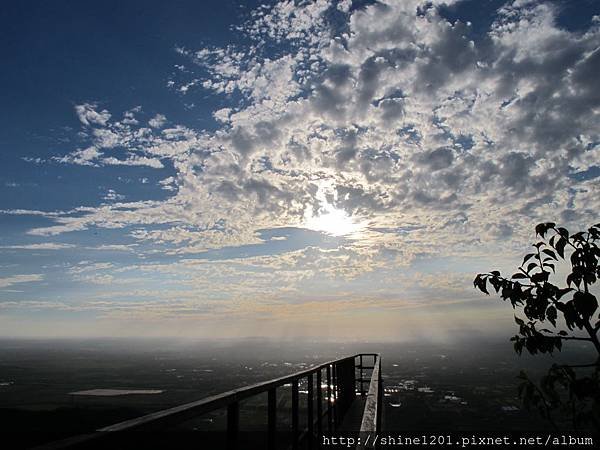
left=4, top=0, right=600, bottom=336
left=0, top=274, right=44, bottom=289
left=27, top=2, right=596, bottom=249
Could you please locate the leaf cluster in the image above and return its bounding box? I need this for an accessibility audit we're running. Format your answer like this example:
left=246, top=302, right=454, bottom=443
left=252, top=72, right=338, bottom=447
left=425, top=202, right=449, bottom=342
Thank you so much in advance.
left=517, top=365, right=600, bottom=430
left=474, top=222, right=600, bottom=348
left=474, top=222, right=600, bottom=430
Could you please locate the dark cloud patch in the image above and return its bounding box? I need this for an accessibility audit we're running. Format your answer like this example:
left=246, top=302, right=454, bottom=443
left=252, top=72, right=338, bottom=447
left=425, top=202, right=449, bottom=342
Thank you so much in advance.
left=311, top=83, right=348, bottom=119
left=491, top=222, right=513, bottom=238
left=419, top=147, right=454, bottom=171
left=415, top=18, right=479, bottom=91
left=324, top=64, right=353, bottom=86
left=498, top=152, right=534, bottom=192
left=378, top=98, right=405, bottom=123
left=357, top=56, right=387, bottom=106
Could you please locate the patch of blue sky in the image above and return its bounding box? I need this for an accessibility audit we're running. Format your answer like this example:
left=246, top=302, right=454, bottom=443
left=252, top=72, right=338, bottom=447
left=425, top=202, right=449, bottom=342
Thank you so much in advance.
left=183, top=227, right=346, bottom=262
left=1, top=165, right=176, bottom=213
left=569, top=166, right=600, bottom=182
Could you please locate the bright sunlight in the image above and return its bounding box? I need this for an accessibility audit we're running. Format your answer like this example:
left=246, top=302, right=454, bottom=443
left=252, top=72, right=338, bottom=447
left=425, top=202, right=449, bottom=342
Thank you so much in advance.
left=304, top=205, right=364, bottom=236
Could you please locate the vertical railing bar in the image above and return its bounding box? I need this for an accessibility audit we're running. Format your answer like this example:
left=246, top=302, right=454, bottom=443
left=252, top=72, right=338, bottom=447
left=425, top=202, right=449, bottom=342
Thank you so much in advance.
left=326, top=364, right=332, bottom=433
left=268, top=388, right=276, bottom=450
left=332, top=363, right=338, bottom=425
left=307, top=373, right=314, bottom=448
left=292, top=379, right=299, bottom=450
left=360, top=354, right=364, bottom=396
left=377, top=356, right=382, bottom=434
left=316, top=368, right=323, bottom=440
left=227, top=401, right=239, bottom=450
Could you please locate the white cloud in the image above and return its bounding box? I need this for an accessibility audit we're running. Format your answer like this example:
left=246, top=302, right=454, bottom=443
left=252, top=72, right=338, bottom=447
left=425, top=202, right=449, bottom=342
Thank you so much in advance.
left=84, top=244, right=136, bottom=252
left=68, top=262, right=115, bottom=274
left=75, top=103, right=111, bottom=126
left=0, top=274, right=44, bottom=288
left=0, top=243, right=75, bottom=250
left=17, top=0, right=600, bottom=284
left=158, top=176, right=177, bottom=191
left=56, top=146, right=102, bottom=166
left=103, top=189, right=125, bottom=202
left=148, top=113, right=167, bottom=128
left=103, top=156, right=165, bottom=169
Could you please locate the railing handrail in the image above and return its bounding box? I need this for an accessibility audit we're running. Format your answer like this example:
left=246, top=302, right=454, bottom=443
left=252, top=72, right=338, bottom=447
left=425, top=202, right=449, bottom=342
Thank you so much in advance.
left=99, top=354, right=344, bottom=432
left=100, top=353, right=377, bottom=432
left=357, top=355, right=381, bottom=450
left=358, top=354, right=380, bottom=433
left=36, top=353, right=380, bottom=450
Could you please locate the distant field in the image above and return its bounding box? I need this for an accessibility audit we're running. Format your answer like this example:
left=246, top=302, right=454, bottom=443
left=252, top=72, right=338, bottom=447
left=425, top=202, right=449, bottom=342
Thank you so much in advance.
left=70, top=389, right=164, bottom=396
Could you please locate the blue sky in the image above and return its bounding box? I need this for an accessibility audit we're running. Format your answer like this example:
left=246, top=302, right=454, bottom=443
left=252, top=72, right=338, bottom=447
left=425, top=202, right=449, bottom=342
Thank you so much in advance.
left=1, top=0, right=599, bottom=339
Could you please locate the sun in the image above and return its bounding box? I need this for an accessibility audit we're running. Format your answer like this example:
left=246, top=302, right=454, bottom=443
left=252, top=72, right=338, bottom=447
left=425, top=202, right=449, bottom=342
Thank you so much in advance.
left=304, top=206, right=364, bottom=237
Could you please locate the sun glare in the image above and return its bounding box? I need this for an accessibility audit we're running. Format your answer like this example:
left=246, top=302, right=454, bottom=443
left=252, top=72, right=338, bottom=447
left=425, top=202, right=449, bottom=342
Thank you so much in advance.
left=304, top=206, right=364, bottom=237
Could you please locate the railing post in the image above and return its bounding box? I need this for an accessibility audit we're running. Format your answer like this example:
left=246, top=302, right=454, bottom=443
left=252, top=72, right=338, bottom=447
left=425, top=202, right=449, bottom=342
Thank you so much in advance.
left=268, top=388, right=276, bottom=450
left=359, top=354, right=364, bottom=396
left=376, top=356, right=382, bottom=434
left=307, top=373, right=314, bottom=448
left=292, top=379, right=299, bottom=450
left=332, top=363, right=338, bottom=425
left=316, top=368, right=323, bottom=440
left=227, top=401, right=239, bottom=450
left=335, top=358, right=356, bottom=423
left=326, top=365, right=333, bottom=433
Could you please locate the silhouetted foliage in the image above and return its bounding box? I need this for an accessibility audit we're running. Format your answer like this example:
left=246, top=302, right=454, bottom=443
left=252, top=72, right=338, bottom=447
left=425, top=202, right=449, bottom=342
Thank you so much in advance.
left=474, top=222, right=600, bottom=429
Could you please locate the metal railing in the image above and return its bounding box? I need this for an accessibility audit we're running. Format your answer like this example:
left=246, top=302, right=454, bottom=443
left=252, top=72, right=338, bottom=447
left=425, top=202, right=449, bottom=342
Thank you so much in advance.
left=37, top=353, right=381, bottom=450
left=357, top=354, right=382, bottom=450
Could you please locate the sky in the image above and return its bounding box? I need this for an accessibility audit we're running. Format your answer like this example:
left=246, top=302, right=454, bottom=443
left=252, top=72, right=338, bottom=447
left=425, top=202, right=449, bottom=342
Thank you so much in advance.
left=1, top=0, right=599, bottom=341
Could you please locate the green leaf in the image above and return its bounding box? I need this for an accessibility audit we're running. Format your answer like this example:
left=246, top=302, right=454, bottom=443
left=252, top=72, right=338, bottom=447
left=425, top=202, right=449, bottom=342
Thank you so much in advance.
left=573, top=291, right=598, bottom=320
left=555, top=238, right=566, bottom=258
left=473, top=275, right=489, bottom=294
left=556, top=288, right=572, bottom=300
left=546, top=306, right=557, bottom=327
left=535, top=223, right=546, bottom=237
left=515, top=316, right=525, bottom=326
left=523, top=253, right=535, bottom=264
left=531, top=271, right=549, bottom=283
left=535, top=222, right=555, bottom=238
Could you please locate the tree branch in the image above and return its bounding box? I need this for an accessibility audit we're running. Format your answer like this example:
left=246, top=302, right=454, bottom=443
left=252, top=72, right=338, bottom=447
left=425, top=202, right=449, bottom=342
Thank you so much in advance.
left=582, top=279, right=600, bottom=356
left=487, top=273, right=535, bottom=288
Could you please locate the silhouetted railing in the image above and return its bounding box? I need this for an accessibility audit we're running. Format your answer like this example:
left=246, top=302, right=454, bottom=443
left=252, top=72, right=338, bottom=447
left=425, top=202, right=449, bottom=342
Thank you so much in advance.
left=37, top=353, right=381, bottom=450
